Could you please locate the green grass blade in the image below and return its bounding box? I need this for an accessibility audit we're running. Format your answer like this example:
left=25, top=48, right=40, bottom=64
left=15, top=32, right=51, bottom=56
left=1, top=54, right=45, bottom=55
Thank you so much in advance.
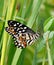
left=0, top=0, right=8, bottom=51
left=46, top=34, right=53, bottom=65
left=11, top=49, right=22, bottom=65
left=1, top=0, right=16, bottom=65
left=21, top=0, right=27, bottom=19
left=17, top=49, right=26, bottom=65
left=32, top=44, right=37, bottom=65
left=25, top=0, right=33, bottom=18
left=27, top=0, right=42, bottom=28
left=2, top=0, right=8, bottom=18
left=44, top=17, right=54, bottom=32
left=42, top=57, right=46, bottom=65
left=11, top=0, right=28, bottom=65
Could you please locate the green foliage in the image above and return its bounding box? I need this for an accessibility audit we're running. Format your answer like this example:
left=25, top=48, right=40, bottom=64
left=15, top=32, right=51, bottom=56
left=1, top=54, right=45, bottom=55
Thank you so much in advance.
left=0, top=0, right=54, bottom=65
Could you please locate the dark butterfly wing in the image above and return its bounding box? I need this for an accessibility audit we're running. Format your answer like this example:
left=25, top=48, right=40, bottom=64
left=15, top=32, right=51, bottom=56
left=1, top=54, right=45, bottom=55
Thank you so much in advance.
left=5, top=20, right=40, bottom=48
left=8, top=20, right=35, bottom=34
left=8, top=20, right=20, bottom=27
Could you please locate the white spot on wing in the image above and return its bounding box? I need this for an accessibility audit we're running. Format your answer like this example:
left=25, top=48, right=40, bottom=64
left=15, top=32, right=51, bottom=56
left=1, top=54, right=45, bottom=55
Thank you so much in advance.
left=19, top=47, right=22, bottom=48
left=14, top=35, right=18, bottom=38
left=12, top=33, right=14, bottom=34
left=22, top=30, right=25, bottom=32
left=14, top=41, right=16, bottom=43
left=19, top=31, right=21, bottom=33
left=15, top=42, right=18, bottom=45
left=17, top=23, right=19, bottom=25
left=17, top=28, right=20, bottom=31
left=26, top=34, right=30, bottom=39
left=19, top=24, right=22, bottom=26
left=14, top=24, right=17, bottom=26
left=24, top=27, right=27, bottom=29
left=18, top=43, right=21, bottom=46
left=22, top=44, right=24, bottom=47
left=19, top=33, right=22, bottom=36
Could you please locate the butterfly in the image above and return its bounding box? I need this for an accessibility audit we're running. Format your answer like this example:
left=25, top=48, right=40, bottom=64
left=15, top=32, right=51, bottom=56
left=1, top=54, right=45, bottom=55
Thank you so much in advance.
left=5, top=20, right=39, bottom=49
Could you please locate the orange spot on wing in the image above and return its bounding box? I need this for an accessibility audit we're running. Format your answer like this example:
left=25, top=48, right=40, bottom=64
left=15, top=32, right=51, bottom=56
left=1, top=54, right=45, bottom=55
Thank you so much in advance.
left=8, top=27, right=16, bottom=34
left=19, top=36, right=27, bottom=47
left=23, top=41, right=27, bottom=47
left=19, top=36, right=23, bottom=42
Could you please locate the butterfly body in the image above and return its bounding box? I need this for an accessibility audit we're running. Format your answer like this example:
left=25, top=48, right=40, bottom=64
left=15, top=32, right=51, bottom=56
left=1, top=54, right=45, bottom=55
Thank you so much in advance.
left=5, top=20, right=39, bottom=48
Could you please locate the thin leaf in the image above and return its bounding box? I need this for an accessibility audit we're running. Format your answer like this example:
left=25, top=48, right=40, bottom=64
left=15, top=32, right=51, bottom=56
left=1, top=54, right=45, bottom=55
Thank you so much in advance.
left=27, top=0, right=42, bottom=28
left=44, top=17, right=54, bottom=32
left=1, top=0, right=16, bottom=65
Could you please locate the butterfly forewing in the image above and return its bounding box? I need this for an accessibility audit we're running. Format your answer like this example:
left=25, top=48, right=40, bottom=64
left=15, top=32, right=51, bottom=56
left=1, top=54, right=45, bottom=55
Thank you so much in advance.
left=5, top=20, right=39, bottom=48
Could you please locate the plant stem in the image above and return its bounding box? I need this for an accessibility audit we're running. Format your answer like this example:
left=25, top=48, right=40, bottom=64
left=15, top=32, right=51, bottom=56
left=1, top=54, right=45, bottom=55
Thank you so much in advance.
left=11, top=0, right=28, bottom=65
left=46, top=34, right=53, bottom=65
left=11, top=49, right=22, bottom=65
left=1, top=0, right=15, bottom=65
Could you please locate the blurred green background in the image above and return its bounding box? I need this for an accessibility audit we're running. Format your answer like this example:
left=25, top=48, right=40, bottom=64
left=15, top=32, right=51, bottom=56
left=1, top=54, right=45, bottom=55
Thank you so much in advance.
left=0, top=0, right=54, bottom=65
